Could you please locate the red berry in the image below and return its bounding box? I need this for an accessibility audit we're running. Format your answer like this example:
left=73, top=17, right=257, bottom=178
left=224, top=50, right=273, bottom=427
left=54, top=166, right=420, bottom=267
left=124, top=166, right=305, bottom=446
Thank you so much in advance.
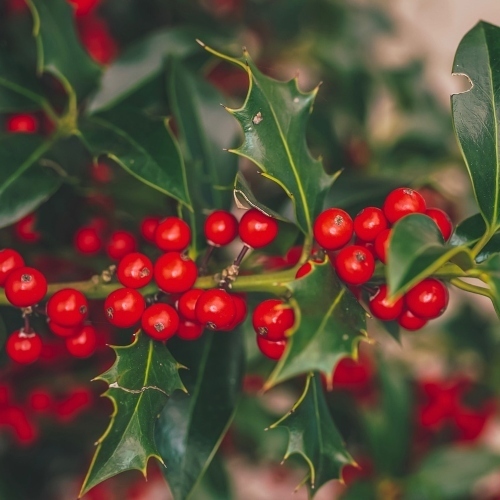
left=67, top=0, right=100, bottom=16
left=154, top=217, right=191, bottom=252
left=14, top=213, right=41, bottom=243
left=204, top=210, right=239, bottom=246
left=90, top=162, right=113, bottom=183
left=220, top=294, right=248, bottom=331
left=47, top=319, right=81, bottom=338
left=398, top=308, right=427, bottom=331
left=405, top=279, right=449, bottom=320
left=383, top=187, right=426, bottom=224
left=353, top=207, right=388, bottom=242
left=334, top=245, right=375, bottom=285
left=374, top=228, right=391, bottom=264
left=177, top=318, right=204, bottom=341
left=65, top=326, right=97, bottom=358
left=6, top=330, right=42, bottom=364
left=117, top=252, right=153, bottom=289
left=425, top=208, right=453, bottom=241
left=6, top=114, right=38, bottom=133
left=295, top=262, right=312, bottom=279
left=104, top=288, right=145, bottom=328
left=106, top=230, right=137, bottom=260
left=177, top=288, right=204, bottom=322
left=313, top=208, right=353, bottom=250
left=195, top=289, right=236, bottom=330
left=256, top=335, right=286, bottom=360
left=46, top=288, right=88, bottom=327
left=0, top=249, right=24, bottom=286
left=74, top=227, right=102, bottom=254
left=369, top=285, right=404, bottom=321
left=239, top=209, right=279, bottom=249
left=78, top=16, right=118, bottom=64
left=154, top=252, right=198, bottom=294
left=140, top=216, right=160, bottom=243
left=28, top=389, right=52, bottom=412
left=5, top=267, right=47, bottom=307
left=252, top=299, right=295, bottom=341
left=141, top=303, right=179, bottom=341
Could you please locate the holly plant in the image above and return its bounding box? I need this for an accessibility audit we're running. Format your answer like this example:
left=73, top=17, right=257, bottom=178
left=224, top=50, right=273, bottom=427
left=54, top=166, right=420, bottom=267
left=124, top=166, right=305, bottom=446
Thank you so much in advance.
left=1, top=0, right=500, bottom=498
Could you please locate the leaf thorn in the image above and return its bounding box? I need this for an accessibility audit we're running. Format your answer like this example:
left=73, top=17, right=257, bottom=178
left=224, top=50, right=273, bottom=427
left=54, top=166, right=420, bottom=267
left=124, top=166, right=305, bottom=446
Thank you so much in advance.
left=195, top=38, right=206, bottom=48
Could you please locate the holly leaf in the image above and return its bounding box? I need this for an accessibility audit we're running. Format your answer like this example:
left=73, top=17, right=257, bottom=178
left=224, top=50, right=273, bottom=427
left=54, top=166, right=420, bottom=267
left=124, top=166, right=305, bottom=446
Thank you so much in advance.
left=199, top=42, right=334, bottom=236
left=79, top=332, right=186, bottom=497
left=268, top=373, right=354, bottom=493
left=156, top=331, right=245, bottom=500
left=26, top=0, right=101, bottom=99
left=387, top=214, right=473, bottom=298
left=0, top=135, right=62, bottom=228
left=265, top=260, right=367, bottom=389
left=78, top=107, right=192, bottom=209
left=452, top=21, right=500, bottom=233
left=478, top=254, right=500, bottom=317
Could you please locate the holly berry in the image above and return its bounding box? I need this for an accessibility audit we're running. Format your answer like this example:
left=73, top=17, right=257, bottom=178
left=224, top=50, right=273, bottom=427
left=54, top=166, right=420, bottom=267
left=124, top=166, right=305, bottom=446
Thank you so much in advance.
left=353, top=207, right=388, bottom=242
left=47, top=319, right=81, bottom=338
left=405, top=279, right=449, bottom=320
left=117, top=252, right=153, bottom=289
left=398, top=308, right=427, bottom=331
left=6, top=330, right=42, bottom=364
left=256, top=336, right=286, bottom=360
left=46, top=288, right=88, bottom=327
left=374, top=228, right=391, bottom=264
left=295, top=262, right=312, bottom=279
left=177, top=288, right=204, bottom=322
left=252, top=299, right=295, bottom=341
left=204, top=210, right=239, bottom=246
left=67, top=0, right=100, bottom=16
left=78, top=16, right=118, bottom=64
left=195, top=289, right=236, bottom=330
left=140, top=216, right=160, bottom=243
left=154, top=217, right=191, bottom=252
left=383, top=187, right=426, bottom=224
left=74, top=226, right=102, bottom=255
left=90, top=162, right=113, bottom=183
left=426, top=208, right=453, bottom=241
left=141, top=303, right=179, bottom=341
left=313, top=208, right=353, bottom=250
left=28, top=389, right=52, bottom=412
left=334, top=245, right=375, bottom=285
left=369, top=285, right=404, bottom=321
left=14, top=213, right=41, bottom=243
left=104, top=288, right=145, bottom=328
left=239, top=209, right=279, bottom=249
left=106, top=230, right=137, bottom=260
left=154, top=252, right=198, bottom=294
left=0, top=249, right=24, bottom=286
left=5, top=267, right=47, bottom=307
left=65, top=326, right=97, bottom=358
left=177, top=318, right=204, bottom=341
left=220, top=294, right=248, bottom=331
left=6, top=113, right=38, bottom=133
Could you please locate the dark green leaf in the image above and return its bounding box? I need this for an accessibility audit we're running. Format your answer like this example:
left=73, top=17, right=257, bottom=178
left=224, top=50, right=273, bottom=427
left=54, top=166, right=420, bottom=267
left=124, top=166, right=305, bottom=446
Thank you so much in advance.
left=0, top=135, right=62, bottom=228
left=266, top=260, right=367, bottom=389
left=79, top=332, right=186, bottom=497
left=201, top=43, right=334, bottom=236
left=449, top=213, right=486, bottom=248
left=196, top=453, right=232, bottom=500
left=478, top=254, right=500, bottom=317
left=387, top=214, right=473, bottom=297
left=26, top=0, right=101, bottom=99
left=269, top=373, right=353, bottom=492
left=156, top=331, right=244, bottom=500
left=378, top=320, right=400, bottom=344
left=78, top=108, right=192, bottom=209
left=451, top=21, right=500, bottom=231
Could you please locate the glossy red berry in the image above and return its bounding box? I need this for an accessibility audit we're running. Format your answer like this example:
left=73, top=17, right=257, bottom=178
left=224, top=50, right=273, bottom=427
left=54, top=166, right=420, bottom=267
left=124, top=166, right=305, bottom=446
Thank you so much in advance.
left=369, top=285, right=404, bottom=321
left=67, top=0, right=100, bottom=16
left=239, top=209, right=279, bottom=249
left=220, top=294, right=248, bottom=331
left=313, top=208, right=353, bottom=250
left=353, top=207, right=388, bottom=242
left=6, top=114, right=38, bottom=133
left=140, top=216, right=160, bottom=243
left=383, top=187, right=426, bottom=224
left=47, top=319, right=81, bottom=338
left=78, top=16, right=118, bottom=64
left=256, top=336, right=286, bottom=360
left=6, top=330, right=42, bottom=364
left=0, top=249, right=24, bottom=286
left=405, top=279, right=449, bottom=320
left=74, top=227, right=102, bottom=255
left=374, top=228, right=391, bottom=264
left=252, top=299, right=295, bottom=341
left=117, top=252, right=153, bottom=289
left=141, top=304, right=179, bottom=341
left=177, top=318, right=204, bottom=341
left=154, top=252, right=198, bottom=294
left=5, top=267, right=47, bottom=307
left=177, top=288, right=204, bottom=322
left=154, top=217, right=191, bottom=252
left=295, top=262, right=312, bottom=279
left=46, top=288, right=88, bottom=327
left=204, top=210, right=239, bottom=246
left=425, top=208, right=453, bottom=241
left=104, top=288, right=145, bottom=328
left=398, top=308, right=427, bottom=331
left=14, top=213, right=41, bottom=243
left=106, top=230, right=137, bottom=260
left=195, top=289, right=236, bottom=330
left=65, top=326, right=97, bottom=358
left=334, top=245, right=375, bottom=285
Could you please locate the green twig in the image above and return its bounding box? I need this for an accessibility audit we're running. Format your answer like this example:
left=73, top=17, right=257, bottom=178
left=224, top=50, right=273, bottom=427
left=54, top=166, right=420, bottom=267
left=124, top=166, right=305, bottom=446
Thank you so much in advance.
left=450, top=278, right=493, bottom=299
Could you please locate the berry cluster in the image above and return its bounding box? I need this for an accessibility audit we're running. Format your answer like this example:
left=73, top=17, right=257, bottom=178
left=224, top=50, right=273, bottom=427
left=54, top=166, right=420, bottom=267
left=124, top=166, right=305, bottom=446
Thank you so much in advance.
left=312, top=187, right=453, bottom=331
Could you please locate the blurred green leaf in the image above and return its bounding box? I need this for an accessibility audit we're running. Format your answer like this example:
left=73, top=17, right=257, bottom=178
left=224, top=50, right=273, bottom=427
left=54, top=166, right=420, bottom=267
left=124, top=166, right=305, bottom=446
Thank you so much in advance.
left=449, top=213, right=486, bottom=248
left=478, top=254, right=500, bottom=318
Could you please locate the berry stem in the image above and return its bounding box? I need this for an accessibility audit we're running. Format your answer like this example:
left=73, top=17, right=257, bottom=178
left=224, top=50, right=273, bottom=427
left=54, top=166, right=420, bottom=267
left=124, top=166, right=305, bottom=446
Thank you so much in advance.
left=198, top=245, right=215, bottom=276
left=450, top=278, right=493, bottom=300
